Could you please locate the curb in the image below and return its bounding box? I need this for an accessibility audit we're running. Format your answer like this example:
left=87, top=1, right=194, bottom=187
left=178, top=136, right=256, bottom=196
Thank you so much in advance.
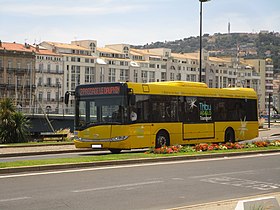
left=0, top=143, right=74, bottom=149
left=1, top=149, right=280, bottom=174
left=0, top=149, right=91, bottom=158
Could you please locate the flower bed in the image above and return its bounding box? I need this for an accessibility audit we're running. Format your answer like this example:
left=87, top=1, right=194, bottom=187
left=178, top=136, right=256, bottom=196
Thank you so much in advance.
left=146, top=140, right=280, bottom=154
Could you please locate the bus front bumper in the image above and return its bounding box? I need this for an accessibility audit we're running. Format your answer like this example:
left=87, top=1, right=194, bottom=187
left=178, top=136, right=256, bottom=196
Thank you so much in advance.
left=74, top=136, right=129, bottom=149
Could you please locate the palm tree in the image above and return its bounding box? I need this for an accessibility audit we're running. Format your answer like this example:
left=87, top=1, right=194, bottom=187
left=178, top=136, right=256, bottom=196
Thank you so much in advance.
left=0, top=98, right=14, bottom=143
left=0, top=98, right=30, bottom=143
left=10, top=112, right=30, bottom=143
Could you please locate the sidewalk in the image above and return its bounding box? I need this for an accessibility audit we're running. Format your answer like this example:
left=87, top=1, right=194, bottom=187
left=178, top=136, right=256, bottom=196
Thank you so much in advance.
left=173, top=192, right=280, bottom=210
left=0, top=144, right=83, bottom=157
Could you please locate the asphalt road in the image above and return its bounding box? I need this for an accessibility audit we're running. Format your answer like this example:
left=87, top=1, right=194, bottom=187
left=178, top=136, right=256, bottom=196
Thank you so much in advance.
left=0, top=153, right=279, bottom=210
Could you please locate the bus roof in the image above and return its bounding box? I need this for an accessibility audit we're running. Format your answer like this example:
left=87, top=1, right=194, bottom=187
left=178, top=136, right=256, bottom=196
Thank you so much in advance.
left=126, top=81, right=257, bottom=99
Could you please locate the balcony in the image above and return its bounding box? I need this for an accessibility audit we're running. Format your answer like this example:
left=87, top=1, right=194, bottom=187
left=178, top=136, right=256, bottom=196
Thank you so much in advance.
left=36, top=69, right=64, bottom=74
left=6, top=68, right=30, bottom=74
left=37, top=83, right=61, bottom=88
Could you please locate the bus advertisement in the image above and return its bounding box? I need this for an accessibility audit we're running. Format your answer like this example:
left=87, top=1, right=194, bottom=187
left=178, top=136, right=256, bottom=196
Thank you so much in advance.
left=65, top=81, right=259, bottom=153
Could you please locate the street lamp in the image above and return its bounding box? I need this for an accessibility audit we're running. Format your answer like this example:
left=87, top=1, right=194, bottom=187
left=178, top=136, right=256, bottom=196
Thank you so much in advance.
left=199, top=0, right=210, bottom=82
left=57, top=82, right=61, bottom=114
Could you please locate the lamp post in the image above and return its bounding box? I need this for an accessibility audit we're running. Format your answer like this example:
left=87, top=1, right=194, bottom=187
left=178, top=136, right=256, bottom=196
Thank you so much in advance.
left=57, top=82, right=61, bottom=114
left=199, top=0, right=210, bottom=82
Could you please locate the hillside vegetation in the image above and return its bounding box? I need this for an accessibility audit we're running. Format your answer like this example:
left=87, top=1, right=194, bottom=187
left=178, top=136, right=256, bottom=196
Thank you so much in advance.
left=135, top=32, right=280, bottom=73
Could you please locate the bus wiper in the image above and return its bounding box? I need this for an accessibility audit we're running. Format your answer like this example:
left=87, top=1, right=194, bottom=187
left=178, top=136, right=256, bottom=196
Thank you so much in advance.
left=85, top=121, right=122, bottom=127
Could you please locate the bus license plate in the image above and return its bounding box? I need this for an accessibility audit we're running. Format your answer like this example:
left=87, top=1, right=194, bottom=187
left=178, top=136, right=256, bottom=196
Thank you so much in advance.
left=91, top=144, right=102, bottom=149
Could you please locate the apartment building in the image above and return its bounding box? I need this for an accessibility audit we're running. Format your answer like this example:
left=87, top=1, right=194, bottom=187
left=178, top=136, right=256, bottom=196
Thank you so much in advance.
left=32, top=45, right=63, bottom=114
left=1, top=39, right=268, bottom=115
left=244, top=58, right=273, bottom=114
left=0, top=41, right=36, bottom=109
left=40, top=41, right=98, bottom=112
left=273, top=73, right=280, bottom=113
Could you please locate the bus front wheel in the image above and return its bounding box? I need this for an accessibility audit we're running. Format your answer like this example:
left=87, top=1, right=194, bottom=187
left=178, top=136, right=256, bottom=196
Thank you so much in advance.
left=155, top=131, right=170, bottom=148
left=225, top=128, right=235, bottom=143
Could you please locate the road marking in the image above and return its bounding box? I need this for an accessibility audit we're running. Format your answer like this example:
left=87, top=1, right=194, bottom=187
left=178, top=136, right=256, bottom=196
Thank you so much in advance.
left=0, top=197, right=31, bottom=202
left=200, top=176, right=280, bottom=191
left=71, top=180, right=163, bottom=193
left=190, top=170, right=255, bottom=179
left=0, top=152, right=279, bottom=179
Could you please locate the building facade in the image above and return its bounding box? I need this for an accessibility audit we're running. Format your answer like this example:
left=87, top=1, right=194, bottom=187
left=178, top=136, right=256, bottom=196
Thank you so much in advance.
left=2, top=39, right=274, bottom=116
left=0, top=41, right=36, bottom=110
left=32, top=45, right=64, bottom=114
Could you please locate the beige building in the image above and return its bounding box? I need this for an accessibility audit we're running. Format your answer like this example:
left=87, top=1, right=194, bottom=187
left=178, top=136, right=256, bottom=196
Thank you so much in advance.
left=1, top=39, right=270, bottom=116
left=273, top=73, right=280, bottom=113
left=0, top=41, right=36, bottom=109
left=32, top=45, right=64, bottom=114
left=243, top=58, right=273, bottom=114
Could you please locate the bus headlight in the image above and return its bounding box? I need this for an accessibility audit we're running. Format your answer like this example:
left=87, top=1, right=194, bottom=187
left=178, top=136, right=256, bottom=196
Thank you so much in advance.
left=111, top=136, right=129, bottom=141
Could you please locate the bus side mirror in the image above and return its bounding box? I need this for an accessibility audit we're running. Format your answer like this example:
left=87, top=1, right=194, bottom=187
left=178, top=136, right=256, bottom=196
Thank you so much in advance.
left=65, top=91, right=70, bottom=105
left=130, top=94, right=136, bottom=106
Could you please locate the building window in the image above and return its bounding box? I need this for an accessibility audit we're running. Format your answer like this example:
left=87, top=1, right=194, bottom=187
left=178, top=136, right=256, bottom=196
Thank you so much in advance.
left=47, top=78, right=51, bottom=86
left=209, top=79, right=213, bottom=88
left=170, top=72, right=175, bottom=81
left=71, top=65, right=80, bottom=90
left=120, top=69, right=129, bottom=81
left=123, top=46, right=129, bottom=54
left=108, top=68, right=116, bottom=82
left=100, top=67, right=105, bottom=82
left=8, top=60, right=12, bottom=69
left=141, top=70, right=148, bottom=83
left=39, top=63, right=43, bottom=72
left=17, top=62, right=21, bottom=69
left=177, top=73, right=181, bottom=80
left=134, top=70, right=138, bottom=82
left=161, top=72, right=166, bottom=81
left=90, top=43, right=96, bottom=52
left=85, top=67, right=95, bottom=83
left=38, top=77, right=42, bottom=86
left=47, top=92, right=51, bottom=102
left=38, top=92, right=43, bottom=102
left=149, top=71, right=155, bottom=82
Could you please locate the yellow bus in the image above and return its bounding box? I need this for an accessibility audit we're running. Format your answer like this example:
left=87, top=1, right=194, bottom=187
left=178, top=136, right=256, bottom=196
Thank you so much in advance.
left=65, top=81, right=259, bottom=153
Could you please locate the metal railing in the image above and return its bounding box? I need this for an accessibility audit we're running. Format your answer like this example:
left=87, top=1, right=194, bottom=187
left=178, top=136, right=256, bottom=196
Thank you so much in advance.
left=18, top=106, right=75, bottom=116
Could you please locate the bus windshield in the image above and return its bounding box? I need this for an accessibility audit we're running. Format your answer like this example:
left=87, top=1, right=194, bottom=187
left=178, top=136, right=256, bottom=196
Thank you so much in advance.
left=76, top=95, right=127, bottom=129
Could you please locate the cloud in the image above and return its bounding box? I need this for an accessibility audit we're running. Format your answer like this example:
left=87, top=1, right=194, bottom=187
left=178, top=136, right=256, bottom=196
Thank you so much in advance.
left=0, top=1, right=146, bottom=16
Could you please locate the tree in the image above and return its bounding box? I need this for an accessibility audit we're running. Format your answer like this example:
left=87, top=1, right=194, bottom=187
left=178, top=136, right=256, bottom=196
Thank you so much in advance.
left=0, top=98, right=30, bottom=143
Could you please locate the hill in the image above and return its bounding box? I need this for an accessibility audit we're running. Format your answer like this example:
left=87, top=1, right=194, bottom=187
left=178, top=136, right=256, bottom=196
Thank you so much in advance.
left=134, top=32, right=280, bottom=73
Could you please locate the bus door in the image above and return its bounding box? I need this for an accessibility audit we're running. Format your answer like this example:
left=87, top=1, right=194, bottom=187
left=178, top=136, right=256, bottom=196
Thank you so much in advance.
left=181, top=97, right=215, bottom=140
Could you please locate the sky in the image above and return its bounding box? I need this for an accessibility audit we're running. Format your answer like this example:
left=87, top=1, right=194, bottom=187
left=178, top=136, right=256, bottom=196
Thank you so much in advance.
left=1, top=0, right=280, bottom=47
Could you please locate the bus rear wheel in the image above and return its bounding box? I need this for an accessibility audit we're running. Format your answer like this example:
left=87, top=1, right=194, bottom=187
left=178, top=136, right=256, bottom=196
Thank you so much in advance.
left=225, top=128, right=235, bottom=143
left=109, top=149, right=122, bottom=154
left=155, top=131, right=170, bottom=148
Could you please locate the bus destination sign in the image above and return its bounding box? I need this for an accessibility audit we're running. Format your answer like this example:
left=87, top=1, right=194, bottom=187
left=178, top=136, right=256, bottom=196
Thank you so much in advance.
left=79, top=86, right=121, bottom=96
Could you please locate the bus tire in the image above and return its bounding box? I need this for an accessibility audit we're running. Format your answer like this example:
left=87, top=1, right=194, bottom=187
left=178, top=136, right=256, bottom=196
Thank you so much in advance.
left=109, top=149, right=122, bottom=154
left=155, top=130, right=170, bottom=148
left=225, top=128, right=235, bottom=143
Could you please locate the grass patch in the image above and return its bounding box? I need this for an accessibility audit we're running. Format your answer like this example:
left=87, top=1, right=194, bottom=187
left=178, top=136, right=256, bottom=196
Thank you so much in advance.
left=0, top=146, right=279, bottom=169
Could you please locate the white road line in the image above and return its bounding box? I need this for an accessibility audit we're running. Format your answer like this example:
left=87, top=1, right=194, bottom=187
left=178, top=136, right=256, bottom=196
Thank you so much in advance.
left=0, top=152, right=279, bottom=179
left=189, top=170, right=255, bottom=179
left=71, top=180, right=163, bottom=193
left=0, top=197, right=31, bottom=202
